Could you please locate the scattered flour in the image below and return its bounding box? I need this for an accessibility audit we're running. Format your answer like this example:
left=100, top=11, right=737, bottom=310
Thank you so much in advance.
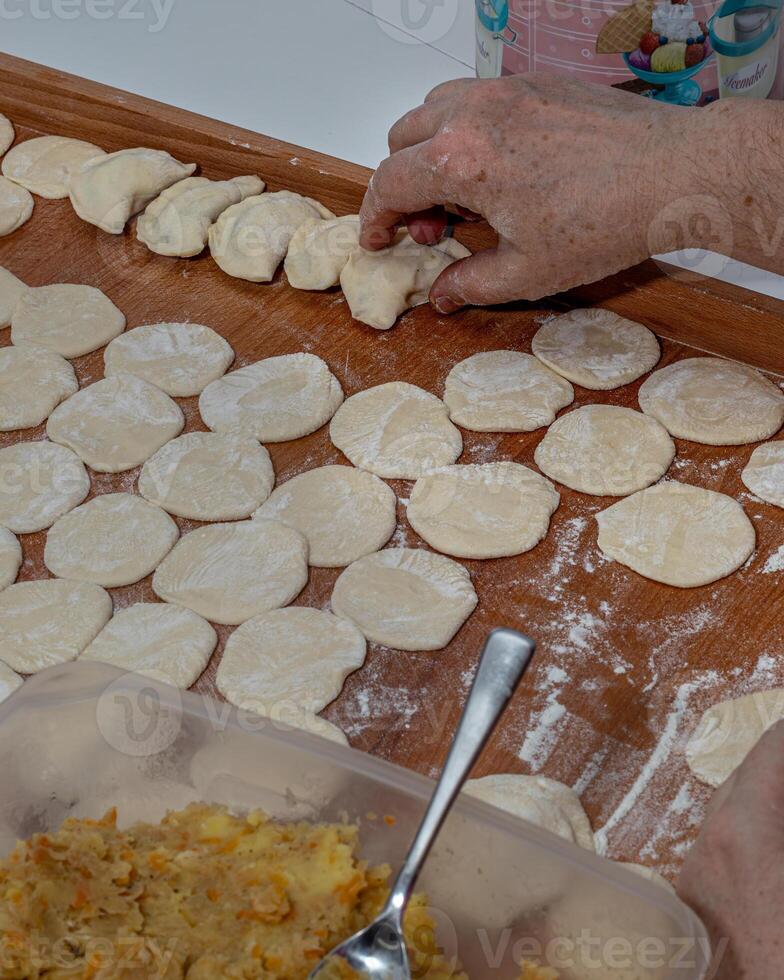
left=763, top=545, right=784, bottom=573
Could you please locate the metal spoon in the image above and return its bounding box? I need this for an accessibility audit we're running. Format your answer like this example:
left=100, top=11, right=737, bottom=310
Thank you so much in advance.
left=308, top=627, right=536, bottom=980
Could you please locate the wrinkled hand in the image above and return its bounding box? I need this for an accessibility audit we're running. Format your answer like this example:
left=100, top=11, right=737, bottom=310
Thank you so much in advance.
left=678, top=720, right=784, bottom=979
left=360, top=73, right=701, bottom=312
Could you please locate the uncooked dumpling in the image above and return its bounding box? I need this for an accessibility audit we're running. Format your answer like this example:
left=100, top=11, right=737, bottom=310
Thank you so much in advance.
left=532, top=308, right=661, bottom=390
left=741, top=441, right=784, bottom=507
left=217, top=607, right=366, bottom=714
left=340, top=233, right=471, bottom=330
left=0, top=527, right=21, bottom=592
left=534, top=405, right=676, bottom=496
left=254, top=464, right=396, bottom=567
left=639, top=356, right=784, bottom=445
left=331, top=547, right=477, bottom=651
left=0, top=175, right=33, bottom=236
left=81, top=602, right=217, bottom=688
left=139, top=432, right=274, bottom=521
left=152, top=520, right=308, bottom=626
left=330, top=381, right=462, bottom=479
left=104, top=322, right=234, bottom=396
left=0, top=579, right=112, bottom=673
left=0, top=347, right=78, bottom=431
left=137, top=174, right=264, bottom=257
left=443, top=351, right=574, bottom=432
left=69, top=147, right=196, bottom=234
left=199, top=353, right=343, bottom=442
left=12, top=284, right=125, bottom=358
left=45, top=493, right=179, bottom=588
left=464, top=774, right=595, bottom=851
left=407, top=462, right=560, bottom=559
left=686, top=688, right=784, bottom=787
left=47, top=373, right=184, bottom=473
left=0, top=265, right=25, bottom=327
left=596, top=481, right=755, bottom=587
left=0, top=441, right=89, bottom=533
left=0, top=115, right=14, bottom=156
left=1, top=135, right=105, bottom=198
left=209, top=190, right=334, bottom=282
left=0, top=662, right=22, bottom=704
left=285, top=214, right=360, bottom=289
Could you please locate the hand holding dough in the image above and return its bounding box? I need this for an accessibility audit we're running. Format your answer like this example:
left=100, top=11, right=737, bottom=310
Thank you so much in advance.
left=69, top=147, right=197, bottom=234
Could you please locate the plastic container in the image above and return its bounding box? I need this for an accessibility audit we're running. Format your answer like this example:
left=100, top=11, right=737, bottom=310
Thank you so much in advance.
left=0, top=663, right=710, bottom=979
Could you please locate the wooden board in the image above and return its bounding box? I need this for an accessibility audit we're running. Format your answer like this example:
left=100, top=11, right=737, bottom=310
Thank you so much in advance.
left=1, top=52, right=783, bottom=879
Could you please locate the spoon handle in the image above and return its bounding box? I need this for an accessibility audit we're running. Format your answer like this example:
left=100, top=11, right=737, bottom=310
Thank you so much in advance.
left=386, top=628, right=536, bottom=915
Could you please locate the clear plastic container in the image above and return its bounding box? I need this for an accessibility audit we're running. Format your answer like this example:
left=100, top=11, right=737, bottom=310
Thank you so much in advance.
left=0, top=663, right=710, bottom=979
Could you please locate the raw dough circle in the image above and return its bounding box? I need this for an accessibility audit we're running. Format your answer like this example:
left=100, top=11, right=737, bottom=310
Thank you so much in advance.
left=0, top=579, right=111, bottom=673
left=45, top=493, right=179, bottom=588
left=199, top=353, right=344, bottom=443
left=0, top=115, right=14, bottom=156
left=152, top=520, right=308, bottom=626
left=139, top=431, right=274, bottom=521
left=104, top=322, right=234, bottom=397
left=217, top=607, right=366, bottom=715
left=254, top=464, right=396, bottom=567
left=464, top=774, right=595, bottom=851
left=686, top=688, right=784, bottom=787
left=596, top=481, right=756, bottom=588
left=330, top=381, right=462, bottom=479
left=534, top=405, right=676, bottom=497
left=81, top=602, right=217, bottom=688
left=12, top=284, right=126, bottom=358
left=532, top=309, right=661, bottom=390
left=0, top=661, right=22, bottom=703
left=639, top=357, right=784, bottom=445
left=0, top=441, right=89, bottom=533
left=0, top=265, right=25, bottom=328
left=331, top=547, right=477, bottom=651
left=741, top=441, right=784, bottom=507
left=0, top=347, right=78, bottom=431
left=0, top=176, right=33, bottom=236
left=1, top=136, right=105, bottom=199
left=0, top=527, right=21, bottom=591
left=47, top=373, right=184, bottom=473
left=444, top=351, right=574, bottom=432
left=407, top=462, right=560, bottom=559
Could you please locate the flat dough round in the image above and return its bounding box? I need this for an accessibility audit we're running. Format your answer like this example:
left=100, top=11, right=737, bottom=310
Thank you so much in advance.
left=152, top=520, right=308, bottom=626
left=639, top=357, right=784, bottom=445
left=254, top=464, right=396, bottom=567
left=534, top=405, right=676, bottom=497
left=291, top=714, right=348, bottom=746
left=1, top=136, right=105, bottom=199
left=444, top=351, right=574, bottom=432
left=0, top=527, right=21, bottom=591
left=0, top=661, right=22, bottom=703
left=0, top=265, right=26, bottom=327
left=407, top=462, right=560, bottom=559
left=596, top=481, right=755, bottom=587
left=464, top=774, right=595, bottom=851
left=331, top=547, right=477, bottom=651
left=45, top=493, right=179, bottom=588
left=0, top=175, right=33, bottom=236
left=330, top=381, right=462, bottom=479
left=104, top=322, right=234, bottom=397
left=532, top=309, right=661, bottom=390
left=0, top=347, right=78, bottom=431
left=0, top=441, right=89, bottom=533
left=686, top=688, right=784, bottom=787
left=139, top=432, right=274, bottom=521
left=0, top=115, right=14, bottom=156
left=741, top=441, right=784, bottom=507
left=47, top=373, right=184, bottom=473
left=12, top=284, right=126, bottom=358
left=217, top=607, right=366, bottom=715
left=199, top=353, right=344, bottom=443
left=81, top=602, right=217, bottom=688
left=0, top=579, right=111, bottom=673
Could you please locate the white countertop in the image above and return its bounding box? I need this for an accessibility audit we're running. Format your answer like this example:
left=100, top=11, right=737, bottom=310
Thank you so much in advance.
left=3, top=0, right=783, bottom=303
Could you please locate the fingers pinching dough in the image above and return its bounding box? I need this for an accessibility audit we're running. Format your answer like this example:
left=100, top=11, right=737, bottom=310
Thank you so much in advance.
left=137, top=174, right=264, bottom=257
left=1, top=136, right=105, bottom=199
left=285, top=214, right=361, bottom=290
left=209, top=190, right=335, bottom=282
left=69, top=147, right=197, bottom=234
